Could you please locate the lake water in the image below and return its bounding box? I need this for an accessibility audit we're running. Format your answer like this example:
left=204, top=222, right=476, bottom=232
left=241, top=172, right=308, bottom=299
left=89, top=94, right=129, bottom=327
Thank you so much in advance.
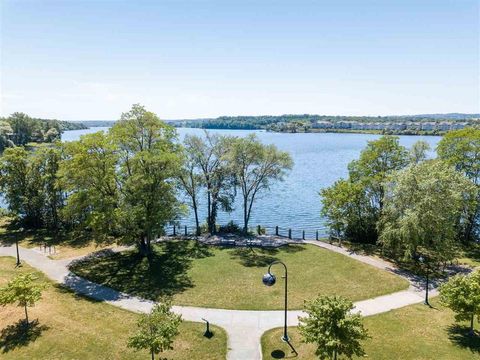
left=0, top=128, right=441, bottom=237
left=61, top=127, right=441, bottom=238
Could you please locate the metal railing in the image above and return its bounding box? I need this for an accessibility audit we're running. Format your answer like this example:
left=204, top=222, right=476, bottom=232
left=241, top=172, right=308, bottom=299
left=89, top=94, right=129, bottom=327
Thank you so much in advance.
left=164, top=223, right=331, bottom=242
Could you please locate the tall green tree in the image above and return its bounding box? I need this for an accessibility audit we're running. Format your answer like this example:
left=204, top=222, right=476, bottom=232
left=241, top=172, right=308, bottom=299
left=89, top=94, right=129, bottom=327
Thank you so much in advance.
left=440, top=270, right=480, bottom=336
left=183, top=132, right=235, bottom=234
left=320, top=180, right=376, bottom=243
left=348, top=136, right=409, bottom=214
left=178, top=139, right=204, bottom=235
left=0, top=147, right=30, bottom=221
left=321, top=136, right=409, bottom=243
left=378, top=160, right=478, bottom=261
left=437, top=127, right=480, bottom=242
left=409, top=140, right=430, bottom=164
left=0, top=145, right=64, bottom=228
left=0, top=273, right=46, bottom=326
left=299, top=295, right=369, bottom=360
left=8, top=112, right=35, bottom=145
left=32, top=145, right=64, bottom=229
left=127, top=300, right=182, bottom=360
left=6, top=112, right=62, bottom=145
left=111, top=104, right=183, bottom=257
left=0, top=120, right=13, bottom=152
left=61, top=105, right=183, bottom=257
left=59, top=131, right=119, bottom=239
left=228, top=134, right=292, bottom=233
left=43, top=127, right=60, bottom=142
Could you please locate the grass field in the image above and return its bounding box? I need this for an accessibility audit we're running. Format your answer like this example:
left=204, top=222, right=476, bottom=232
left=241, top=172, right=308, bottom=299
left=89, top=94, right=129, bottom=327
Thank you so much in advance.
left=0, top=217, right=114, bottom=260
left=0, top=257, right=228, bottom=360
left=70, top=240, right=409, bottom=310
left=457, top=243, right=480, bottom=268
left=261, top=299, right=480, bottom=360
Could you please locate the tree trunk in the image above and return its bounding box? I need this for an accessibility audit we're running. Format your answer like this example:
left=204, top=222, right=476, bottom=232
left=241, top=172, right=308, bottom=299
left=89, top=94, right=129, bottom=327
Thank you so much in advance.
left=207, top=190, right=212, bottom=233
left=151, top=349, right=155, bottom=360
left=138, top=236, right=151, bottom=258
left=245, top=192, right=257, bottom=235
left=243, top=197, right=248, bottom=234
left=469, top=313, right=475, bottom=336
left=333, top=348, right=337, bottom=360
left=463, top=211, right=476, bottom=243
left=24, top=304, right=29, bottom=326
left=192, top=198, right=200, bottom=236
left=146, top=236, right=153, bottom=265
left=210, top=199, right=217, bottom=234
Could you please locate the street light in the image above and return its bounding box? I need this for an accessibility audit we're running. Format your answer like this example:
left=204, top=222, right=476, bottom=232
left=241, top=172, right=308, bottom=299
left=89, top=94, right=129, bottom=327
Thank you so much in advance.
left=418, top=255, right=430, bottom=306
left=263, top=261, right=289, bottom=342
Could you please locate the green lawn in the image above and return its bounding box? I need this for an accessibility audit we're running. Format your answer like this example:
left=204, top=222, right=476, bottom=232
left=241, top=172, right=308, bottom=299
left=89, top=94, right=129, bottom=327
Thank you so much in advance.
left=457, top=243, right=480, bottom=268
left=70, top=241, right=409, bottom=310
left=261, top=299, right=480, bottom=360
left=0, top=217, right=115, bottom=260
left=0, top=257, right=228, bottom=360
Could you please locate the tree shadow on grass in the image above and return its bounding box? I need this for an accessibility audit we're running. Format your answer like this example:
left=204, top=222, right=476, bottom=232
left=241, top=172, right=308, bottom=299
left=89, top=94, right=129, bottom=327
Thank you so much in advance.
left=279, top=244, right=306, bottom=254
left=0, top=319, right=49, bottom=353
left=229, top=247, right=280, bottom=267
left=68, top=241, right=213, bottom=301
left=463, top=243, right=480, bottom=265
left=229, top=244, right=306, bottom=267
left=53, top=283, right=108, bottom=303
left=0, top=218, right=98, bottom=250
left=447, top=324, right=480, bottom=354
left=0, top=218, right=25, bottom=246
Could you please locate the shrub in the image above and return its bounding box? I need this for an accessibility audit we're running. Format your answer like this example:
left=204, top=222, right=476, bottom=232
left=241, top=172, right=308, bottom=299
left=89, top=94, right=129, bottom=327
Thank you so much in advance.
left=218, top=221, right=242, bottom=234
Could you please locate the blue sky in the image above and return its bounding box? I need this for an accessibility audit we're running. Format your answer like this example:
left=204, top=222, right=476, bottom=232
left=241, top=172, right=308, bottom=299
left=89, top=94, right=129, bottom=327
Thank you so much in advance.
left=1, top=0, right=479, bottom=120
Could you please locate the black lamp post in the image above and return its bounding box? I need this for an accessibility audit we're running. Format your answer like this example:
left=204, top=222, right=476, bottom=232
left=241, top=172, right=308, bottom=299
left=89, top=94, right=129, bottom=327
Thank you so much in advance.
left=418, top=255, right=430, bottom=306
left=263, top=261, right=289, bottom=342
left=15, top=227, right=23, bottom=267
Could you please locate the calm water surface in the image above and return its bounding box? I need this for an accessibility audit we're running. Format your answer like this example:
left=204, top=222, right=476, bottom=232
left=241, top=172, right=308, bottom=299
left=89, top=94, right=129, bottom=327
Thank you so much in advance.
left=0, top=128, right=441, bottom=237
left=62, top=127, right=441, bottom=237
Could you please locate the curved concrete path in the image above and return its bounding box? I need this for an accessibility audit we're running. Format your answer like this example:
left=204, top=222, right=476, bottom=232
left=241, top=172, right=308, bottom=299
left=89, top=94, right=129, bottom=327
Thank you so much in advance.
left=0, top=242, right=437, bottom=360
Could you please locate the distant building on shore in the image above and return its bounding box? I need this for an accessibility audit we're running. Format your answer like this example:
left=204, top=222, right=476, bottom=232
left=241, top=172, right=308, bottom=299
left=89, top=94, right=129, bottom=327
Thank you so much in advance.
left=311, top=120, right=474, bottom=132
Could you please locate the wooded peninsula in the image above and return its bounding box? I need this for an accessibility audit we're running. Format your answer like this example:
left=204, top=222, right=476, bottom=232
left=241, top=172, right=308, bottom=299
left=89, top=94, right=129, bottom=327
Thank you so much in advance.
left=170, top=113, right=480, bottom=135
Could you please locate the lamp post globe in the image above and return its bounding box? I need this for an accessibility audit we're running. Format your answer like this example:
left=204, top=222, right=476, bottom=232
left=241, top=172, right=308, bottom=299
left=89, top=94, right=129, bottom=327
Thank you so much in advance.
left=262, top=273, right=276, bottom=286
left=262, top=261, right=289, bottom=342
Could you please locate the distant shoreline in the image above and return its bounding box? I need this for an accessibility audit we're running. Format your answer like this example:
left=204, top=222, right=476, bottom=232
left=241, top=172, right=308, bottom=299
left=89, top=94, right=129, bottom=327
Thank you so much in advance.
left=168, top=113, right=479, bottom=136
left=267, top=128, right=448, bottom=136
left=64, top=115, right=479, bottom=136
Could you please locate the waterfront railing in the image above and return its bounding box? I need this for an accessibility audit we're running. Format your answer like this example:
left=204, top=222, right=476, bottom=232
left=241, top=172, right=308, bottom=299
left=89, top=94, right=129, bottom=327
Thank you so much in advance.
left=164, top=223, right=331, bottom=242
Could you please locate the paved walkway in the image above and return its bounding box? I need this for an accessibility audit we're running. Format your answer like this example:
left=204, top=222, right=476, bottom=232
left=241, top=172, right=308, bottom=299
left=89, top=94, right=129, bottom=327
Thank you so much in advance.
left=0, top=242, right=437, bottom=360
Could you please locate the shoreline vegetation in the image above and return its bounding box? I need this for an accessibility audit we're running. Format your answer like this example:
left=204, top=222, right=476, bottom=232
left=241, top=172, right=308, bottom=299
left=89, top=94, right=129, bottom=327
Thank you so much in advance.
left=5, top=113, right=479, bottom=140
left=0, top=113, right=87, bottom=151
left=168, top=113, right=479, bottom=135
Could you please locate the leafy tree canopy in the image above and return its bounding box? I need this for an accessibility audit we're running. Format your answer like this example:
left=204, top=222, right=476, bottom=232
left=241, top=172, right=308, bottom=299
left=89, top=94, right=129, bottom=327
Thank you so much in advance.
left=0, top=273, right=46, bottom=324
left=440, top=270, right=480, bottom=335
left=299, top=295, right=369, bottom=360
left=321, top=136, right=409, bottom=243
left=127, top=299, right=182, bottom=360
left=379, top=160, right=478, bottom=261
left=437, top=127, right=480, bottom=242
left=228, top=134, right=293, bottom=232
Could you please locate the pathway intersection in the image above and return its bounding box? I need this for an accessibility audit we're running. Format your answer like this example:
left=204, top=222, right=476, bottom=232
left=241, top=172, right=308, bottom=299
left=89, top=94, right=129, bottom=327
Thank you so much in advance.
left=0, top=241, right=438, bottom=360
